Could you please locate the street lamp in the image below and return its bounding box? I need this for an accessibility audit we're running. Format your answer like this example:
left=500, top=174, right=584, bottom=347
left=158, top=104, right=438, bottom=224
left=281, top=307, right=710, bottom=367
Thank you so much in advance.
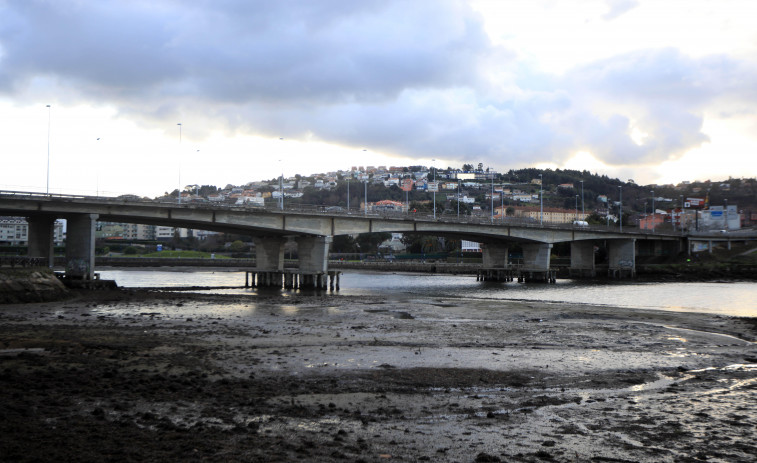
left=618, top=185, right=623, bottom=232
left=346, top=177, right=350, bottom=212
left=575, top=194, right=579, bottom=221
left=432, top=159, right=436, bottom=220
left=457, top=179, right=460, bottom=219
left=580, top=180, right=584, bottom=217
left=490, top=173, right=494, bottom=223
left=46, top=105, right=51, bottom=195
left=177, top=123, right=182, bottom=204
left=539, top=173, right=543, bottom=226
left=650, top=190, right=655, bottom=232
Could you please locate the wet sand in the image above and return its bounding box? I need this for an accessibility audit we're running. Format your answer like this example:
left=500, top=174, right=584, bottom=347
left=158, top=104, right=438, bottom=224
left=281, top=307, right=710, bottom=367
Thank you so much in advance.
left=1, top=289, right=755, bottom=462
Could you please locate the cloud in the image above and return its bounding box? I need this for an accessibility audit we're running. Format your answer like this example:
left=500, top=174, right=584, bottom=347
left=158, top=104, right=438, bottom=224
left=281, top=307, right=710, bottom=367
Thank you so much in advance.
left=1, top=0, right=756, bottom=175
left=602, top=0, right=639, bottom=21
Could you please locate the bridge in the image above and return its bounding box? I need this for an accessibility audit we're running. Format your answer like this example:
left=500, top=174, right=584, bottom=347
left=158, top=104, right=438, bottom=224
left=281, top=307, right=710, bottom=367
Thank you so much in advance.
left=0, top=190, right=736, bottom=286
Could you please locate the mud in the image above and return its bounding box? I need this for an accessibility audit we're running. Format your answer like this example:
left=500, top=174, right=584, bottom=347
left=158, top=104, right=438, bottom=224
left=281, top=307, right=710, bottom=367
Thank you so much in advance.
left=1, top=288, right=755, bottom=462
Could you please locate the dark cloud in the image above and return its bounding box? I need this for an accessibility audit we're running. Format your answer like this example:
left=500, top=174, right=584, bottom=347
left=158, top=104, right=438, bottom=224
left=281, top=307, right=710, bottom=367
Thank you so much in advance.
left=1, top=0, right=755, bottom=170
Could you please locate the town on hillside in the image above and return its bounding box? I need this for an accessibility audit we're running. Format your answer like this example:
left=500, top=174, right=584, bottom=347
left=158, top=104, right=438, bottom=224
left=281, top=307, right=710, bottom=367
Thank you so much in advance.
left=1, top=165, right=755, bottom=256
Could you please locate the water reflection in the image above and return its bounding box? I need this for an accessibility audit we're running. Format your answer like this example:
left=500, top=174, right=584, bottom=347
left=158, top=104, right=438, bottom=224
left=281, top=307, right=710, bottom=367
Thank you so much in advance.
left=96, top=269, right=757, bottom=317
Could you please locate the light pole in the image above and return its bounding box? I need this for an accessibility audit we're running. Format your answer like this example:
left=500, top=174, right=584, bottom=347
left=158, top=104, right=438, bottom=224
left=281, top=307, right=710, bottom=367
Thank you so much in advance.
left=680, top=194, right=684, bottom=233
left=96, top=137, right=101, bottom=197
left=177, top=122, right=182, bottom=204
left=575, top=194, right=579, bottom=221
left=490, top=174, right=494, bottom=223
left=279, top=160, right=284, bottom=210
left=457, top=179, right=460, bottom=219
left=618, top=185, right=623, bottom=232
left=500, top=183, right=504, bottom=224
left=650, top=190, right=655, bottom=232
left=724, top=198, right=728, bottom=230
left=432, top=159, right=436, bottom=220
left=346, top=177, right=350, bottom=212
left=46, top=104, right=51, bottom=195
left=364, top=179, right=368, bottom=216
left=539, top=173, right=543, bottom=226
left=580, top=180, right=584, bottom=218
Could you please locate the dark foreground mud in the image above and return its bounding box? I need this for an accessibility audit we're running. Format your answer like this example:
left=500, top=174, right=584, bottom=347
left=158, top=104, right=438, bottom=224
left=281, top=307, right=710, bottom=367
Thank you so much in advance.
left=1, top=289, right=755, bottom=462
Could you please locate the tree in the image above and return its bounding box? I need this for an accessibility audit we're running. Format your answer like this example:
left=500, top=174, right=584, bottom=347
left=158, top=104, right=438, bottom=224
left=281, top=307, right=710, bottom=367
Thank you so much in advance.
left=355, top=233, right=391, bottom=254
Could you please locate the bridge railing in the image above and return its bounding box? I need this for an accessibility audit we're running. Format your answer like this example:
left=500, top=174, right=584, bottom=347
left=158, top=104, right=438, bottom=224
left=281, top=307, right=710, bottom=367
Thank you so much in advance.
left=0, top=189, right=678, bottom=236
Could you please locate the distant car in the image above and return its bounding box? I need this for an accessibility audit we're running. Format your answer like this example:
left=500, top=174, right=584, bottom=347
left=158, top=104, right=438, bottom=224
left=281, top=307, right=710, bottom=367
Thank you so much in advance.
left=718, top=229, right=728, bottom=234
left=572, top=220, right=589, bottom=227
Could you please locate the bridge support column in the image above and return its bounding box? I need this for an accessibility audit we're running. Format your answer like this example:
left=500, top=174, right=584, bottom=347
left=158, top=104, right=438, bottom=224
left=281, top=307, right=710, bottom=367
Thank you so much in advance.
left=253, top=236, right=286, bottom=271
left=608, top=239, right=636, bottom=278
left=27, top=215, right=56, bottom=268
left=569, top=241, right=595, bottom=278
left=296, top=235, right=332, bottom=273
left=65, top=214, right=98, bottom=280
left=481, top=242, right=509, bottom=268
left=520, top=243, right=555, bottom=283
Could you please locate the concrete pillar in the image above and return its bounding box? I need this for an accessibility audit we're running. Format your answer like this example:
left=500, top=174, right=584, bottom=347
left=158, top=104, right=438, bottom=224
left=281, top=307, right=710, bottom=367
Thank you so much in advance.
left=481, top=242, right=509, bottom=268
left=27, top=215, right=56, bottom=268
left=608, top=239, right=636, bottom=277
left=521, top=243, right=552, bottom=271
left=570, top=241, right=595, bottom=277
left=253, top=236, right=287, bottom=271
left=65, top=213, right=98, bottom=280
left=296, top=235, right=332, bottom=273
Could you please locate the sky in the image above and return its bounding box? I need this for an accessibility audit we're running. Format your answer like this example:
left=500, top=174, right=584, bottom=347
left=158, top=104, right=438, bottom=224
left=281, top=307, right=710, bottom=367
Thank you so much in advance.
left=1, top=0, right=756, bottom=198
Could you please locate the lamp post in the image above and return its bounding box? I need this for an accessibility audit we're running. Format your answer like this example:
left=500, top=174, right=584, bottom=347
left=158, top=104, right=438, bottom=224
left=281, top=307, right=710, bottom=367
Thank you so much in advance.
left=364, top=179, right=368, bottom=216
left=539, top=173, right=543, bottom=226
left=490, top=174, right=494, bottom=223
left=680, top=194, right=684, bottom=233
left=346, top=177, right=350, bottom=212
left=177, top=123, right=182, bottom=204
left=457, top=179, right=460, bottom=219
left=501, top=183, right=504, bottom=224
left=432, top=159, right=436, bottom=220
left=618, top=185, right=623, bottom=232
left=580, top=180, right=584, bottom=217
left=724, top=198, right=728, bottom=230
left=46, top=105, right=51, bottom=195
left=650, top=190, right=655, bottom=232
left=575, top=194, right=579, bottom=221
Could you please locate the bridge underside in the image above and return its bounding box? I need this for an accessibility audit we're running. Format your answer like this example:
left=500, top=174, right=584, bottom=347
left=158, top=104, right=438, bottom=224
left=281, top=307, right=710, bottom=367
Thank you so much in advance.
left=0, top=195, right=690, bottom=282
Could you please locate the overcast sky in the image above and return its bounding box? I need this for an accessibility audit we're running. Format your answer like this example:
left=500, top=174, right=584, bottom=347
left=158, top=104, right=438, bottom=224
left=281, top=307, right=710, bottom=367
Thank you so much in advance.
left=1, top=0, right=756, bottom=197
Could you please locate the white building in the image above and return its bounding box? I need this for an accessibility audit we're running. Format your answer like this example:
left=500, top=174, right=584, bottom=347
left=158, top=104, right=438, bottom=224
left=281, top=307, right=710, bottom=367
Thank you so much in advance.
left=0, top=217, right=65, bottom=246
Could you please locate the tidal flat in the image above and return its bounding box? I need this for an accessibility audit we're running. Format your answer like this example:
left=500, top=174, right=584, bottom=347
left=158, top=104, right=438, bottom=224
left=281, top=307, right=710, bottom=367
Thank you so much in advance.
left=1, top=289, right=755, bottom=462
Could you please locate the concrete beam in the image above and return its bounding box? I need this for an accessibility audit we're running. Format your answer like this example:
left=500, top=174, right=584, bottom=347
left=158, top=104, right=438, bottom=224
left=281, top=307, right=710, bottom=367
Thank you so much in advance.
left=481, top=242, right=509, bottom=268
left=65, top=213, right=98, bottom=279
left=296, top=235, right=332, bottom=273
left=522, top=243, right=552, bottom=271
left=253, top=236, right=287, bottom=271
left=27, top=215, right=56, bottom=268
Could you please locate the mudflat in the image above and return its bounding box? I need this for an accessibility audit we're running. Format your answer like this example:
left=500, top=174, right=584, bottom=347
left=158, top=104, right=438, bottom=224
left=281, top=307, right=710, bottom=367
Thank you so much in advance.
left=1, top=289, right=755, bottom=462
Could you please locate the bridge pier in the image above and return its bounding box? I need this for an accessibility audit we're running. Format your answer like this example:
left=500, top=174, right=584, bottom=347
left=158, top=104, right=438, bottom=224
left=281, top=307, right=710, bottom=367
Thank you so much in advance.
left=296, top=235, right=332, bottom=273
left=608, top=239, right=636, bottom=278
left=245, top=270, right=340, bottom=290
left=519, top=243, right=555, bottom=283
left=64, top=213, right=99, bottom=280
left=27, top=215, right=56, bottom=268
left=569, top=241, right=596, bottom=278
left=253, top=236, right=287, bottom=272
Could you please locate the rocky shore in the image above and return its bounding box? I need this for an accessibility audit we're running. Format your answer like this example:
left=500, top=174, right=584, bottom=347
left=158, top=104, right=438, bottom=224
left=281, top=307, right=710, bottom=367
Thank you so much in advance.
left=1, top=289, right=755, bottom=462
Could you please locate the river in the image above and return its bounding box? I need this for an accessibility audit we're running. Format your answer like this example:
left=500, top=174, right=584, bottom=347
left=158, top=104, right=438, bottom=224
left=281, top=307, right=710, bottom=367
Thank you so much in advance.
left=96, top=268, right=757, bottom=318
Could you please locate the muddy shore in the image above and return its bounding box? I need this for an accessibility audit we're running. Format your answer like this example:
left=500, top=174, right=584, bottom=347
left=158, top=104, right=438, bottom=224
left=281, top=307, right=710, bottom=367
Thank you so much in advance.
left=1, top=288, right=755, bottom=462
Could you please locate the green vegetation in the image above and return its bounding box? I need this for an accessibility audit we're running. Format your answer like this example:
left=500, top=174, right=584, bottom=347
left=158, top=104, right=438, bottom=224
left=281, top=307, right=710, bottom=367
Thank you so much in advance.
left=121, top=250, right=229, bottom=259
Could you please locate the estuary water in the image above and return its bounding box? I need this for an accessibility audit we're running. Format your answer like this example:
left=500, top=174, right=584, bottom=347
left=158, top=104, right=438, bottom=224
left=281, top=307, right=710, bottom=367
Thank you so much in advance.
left=96, top=268, right=757, bottom=318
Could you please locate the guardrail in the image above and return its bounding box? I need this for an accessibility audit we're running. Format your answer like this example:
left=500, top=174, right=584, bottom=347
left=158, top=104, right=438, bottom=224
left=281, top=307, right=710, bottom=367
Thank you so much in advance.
left=0, top=189, right=684, bottom=236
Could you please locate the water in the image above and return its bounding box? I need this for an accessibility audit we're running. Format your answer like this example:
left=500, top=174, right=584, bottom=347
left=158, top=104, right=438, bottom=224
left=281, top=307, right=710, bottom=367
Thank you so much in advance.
left=96, top=269, right=757, bottom=318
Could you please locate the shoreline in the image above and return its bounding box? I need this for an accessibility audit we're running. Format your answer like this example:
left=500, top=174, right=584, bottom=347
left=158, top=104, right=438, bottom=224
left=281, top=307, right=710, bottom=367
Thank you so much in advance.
left=1, top=289, right=756, bottom=462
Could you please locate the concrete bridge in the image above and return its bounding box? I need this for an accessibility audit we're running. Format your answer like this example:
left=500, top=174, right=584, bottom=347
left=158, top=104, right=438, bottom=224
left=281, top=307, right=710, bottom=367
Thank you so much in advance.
left=0, top=191, right=698, bottom=284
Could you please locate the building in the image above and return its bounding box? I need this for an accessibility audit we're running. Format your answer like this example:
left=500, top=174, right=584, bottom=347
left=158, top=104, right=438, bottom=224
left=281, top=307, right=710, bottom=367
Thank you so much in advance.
left=0, top=217, right=65, bottom=246
left=506, top=206, right=589, bottom=224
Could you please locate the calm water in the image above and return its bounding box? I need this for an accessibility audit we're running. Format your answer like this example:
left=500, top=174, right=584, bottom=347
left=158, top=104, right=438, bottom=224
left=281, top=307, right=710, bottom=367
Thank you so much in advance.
left=96, top=268, right=757, bottom=318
